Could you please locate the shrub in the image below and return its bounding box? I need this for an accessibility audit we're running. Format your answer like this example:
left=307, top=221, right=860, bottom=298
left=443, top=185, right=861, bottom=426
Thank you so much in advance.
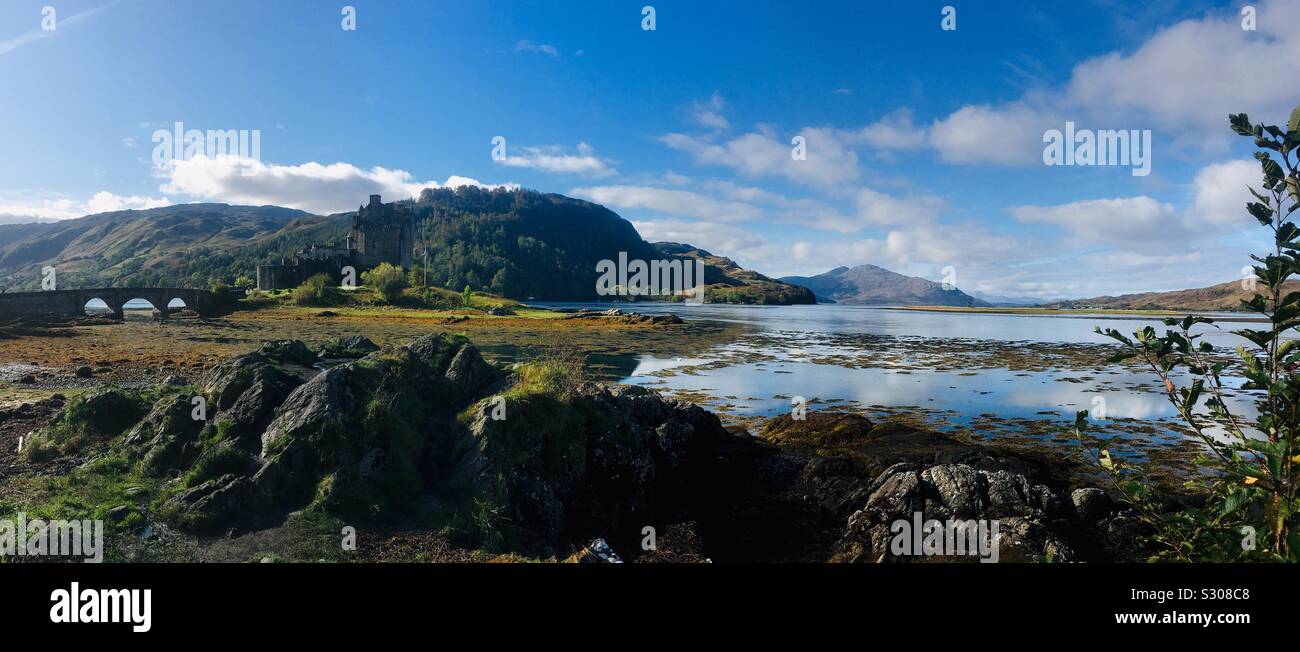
left=363, top=263, right=407, bottom=304
left=291, top=274, right=333, bottom=306
left=511, top=343, right=586, bottom=399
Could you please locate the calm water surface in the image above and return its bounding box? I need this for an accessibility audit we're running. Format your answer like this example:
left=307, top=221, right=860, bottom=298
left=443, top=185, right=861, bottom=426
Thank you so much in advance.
left=531, top=303, right=1267, bottom=445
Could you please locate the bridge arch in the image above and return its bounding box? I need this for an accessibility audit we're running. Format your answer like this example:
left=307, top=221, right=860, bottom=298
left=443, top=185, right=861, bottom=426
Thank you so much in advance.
left=82, top=296, right=114, bottom=317
left=122, top=296, right=163, bottom=320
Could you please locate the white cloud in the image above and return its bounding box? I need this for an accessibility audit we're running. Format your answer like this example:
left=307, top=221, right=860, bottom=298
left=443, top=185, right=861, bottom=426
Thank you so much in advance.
left=0, top=191, right=170, bottom=222
left=920, top=0, right=1300, bottom=168
left=661, top=126, right=859, bottom=189
left=496, top=143, right=616, bottom=177
left=928, top=102, right=1058, bottom=166
left=852, top=108, right=928, bottom=151
left=85, top=191, right=170, bottom=214
left=577, top=178, right=941, bottom=235
left=661, top=170, right=691, bottom=185
left=1065, top=0, right=1300, bottom=136
left=1191, top=159, right=1263, bottom=227
left=631, top=219, right=765, bottom=254
left=569, top=184, right=762, bottom=222
left=158, top=155, right=509, bottom=215
left=1080, top=250, right=1205, bottom=269
left=777, top=221, right=1021, bottom=275
left=690, top=92, right=730, bottom=130
left=1009, top=196, right=1183, bottom=251
left=513, top=40, right=559, bottom=57
left=855, top=187, right=945, bottom=226
left=695, top=179, right=861, bottom=233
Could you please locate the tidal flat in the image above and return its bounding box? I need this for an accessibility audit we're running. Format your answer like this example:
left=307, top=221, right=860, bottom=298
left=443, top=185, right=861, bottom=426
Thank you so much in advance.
left=0, top=303, right=1243, bottom=484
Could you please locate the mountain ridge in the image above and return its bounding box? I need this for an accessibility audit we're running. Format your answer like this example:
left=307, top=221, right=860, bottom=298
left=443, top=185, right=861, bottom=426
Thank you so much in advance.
left=780, top=264, right=987, bottom=306
left=1043, top=279, right=1300, bottom=311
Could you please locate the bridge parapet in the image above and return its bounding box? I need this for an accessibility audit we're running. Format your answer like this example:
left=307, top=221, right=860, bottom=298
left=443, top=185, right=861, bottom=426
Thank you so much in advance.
left=0, top=288, right=217, bottom=320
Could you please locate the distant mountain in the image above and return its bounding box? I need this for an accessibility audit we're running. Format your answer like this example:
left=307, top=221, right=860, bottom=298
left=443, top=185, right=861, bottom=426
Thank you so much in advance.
left=1044, top=279, right=1300, bottom=312
left=0, top=215, right=60, bottom=226
left=968, top=290, right=1049, bottom=307
left=652, top=243, right=816, bottom=305
left=0, top=204, right=320, bottom=289
left=780, top=264, right=987, bottom=306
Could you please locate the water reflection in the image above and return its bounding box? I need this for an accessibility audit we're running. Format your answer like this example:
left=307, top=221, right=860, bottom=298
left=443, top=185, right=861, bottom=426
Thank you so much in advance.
left=529, top=303, right=1265, bottom=444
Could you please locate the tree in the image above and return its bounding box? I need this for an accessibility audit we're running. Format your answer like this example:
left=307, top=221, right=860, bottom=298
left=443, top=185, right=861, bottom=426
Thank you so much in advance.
left=490, top=267, right=511, bottom=295
left=462, top=284, right=473, bottom=308
left=362, top=263, right=407, bottom=304
left=1076, top=106, right=1300, bottom=561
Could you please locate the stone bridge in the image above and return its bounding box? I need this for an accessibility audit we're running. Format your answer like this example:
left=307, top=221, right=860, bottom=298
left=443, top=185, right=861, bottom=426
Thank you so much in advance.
left=0, top=288, right=217, bottom=320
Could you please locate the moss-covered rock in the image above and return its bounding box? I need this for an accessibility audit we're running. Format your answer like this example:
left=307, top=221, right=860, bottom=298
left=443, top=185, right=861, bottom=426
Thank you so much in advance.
left=201, top=348, right=305, bottom=452
left=255, top=340, right=318, bottom=366
left=127, top=392, right=206, bottom=476
left=23, top=388, right=148, bottom=460
left=316, top=335, right=380, bottom=359
left=164, top=335, right=496, bottom=533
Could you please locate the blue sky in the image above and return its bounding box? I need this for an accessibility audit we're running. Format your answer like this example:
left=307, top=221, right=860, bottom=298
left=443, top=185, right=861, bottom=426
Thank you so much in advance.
left=0, top=0, right=1295, bottom=300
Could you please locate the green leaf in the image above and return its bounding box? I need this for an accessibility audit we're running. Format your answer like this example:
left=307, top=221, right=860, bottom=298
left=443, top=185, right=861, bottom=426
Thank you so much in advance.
left=1220, top=487, right=1251, bottom=517
left=1248, top=201, right=1274, bottom=225
left=1231, top=113, right=1254, bottom=136
left=1248, top=186, right=1272, bottom=206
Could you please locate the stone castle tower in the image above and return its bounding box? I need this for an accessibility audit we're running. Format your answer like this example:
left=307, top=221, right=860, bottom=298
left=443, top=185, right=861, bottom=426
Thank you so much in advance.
left=351, top=194, right=414, bottom=269
left=255, top=193, right=415, bottom=290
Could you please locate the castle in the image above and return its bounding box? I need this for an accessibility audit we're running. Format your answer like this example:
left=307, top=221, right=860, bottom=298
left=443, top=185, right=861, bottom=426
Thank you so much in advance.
left=256, top=194, right=414, bottom=290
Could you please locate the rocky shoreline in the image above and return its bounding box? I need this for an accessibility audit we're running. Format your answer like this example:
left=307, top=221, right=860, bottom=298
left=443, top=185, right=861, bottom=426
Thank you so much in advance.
left=2, top=334, right=1163, bottom=562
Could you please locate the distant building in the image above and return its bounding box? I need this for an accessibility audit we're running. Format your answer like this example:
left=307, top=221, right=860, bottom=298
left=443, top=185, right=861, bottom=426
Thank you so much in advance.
left=352, top=193, right=414, bottom=270
left=255, top=194, right=415, bottom=290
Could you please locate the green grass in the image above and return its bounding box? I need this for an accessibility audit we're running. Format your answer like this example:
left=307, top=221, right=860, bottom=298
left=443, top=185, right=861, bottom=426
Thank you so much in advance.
left=22, top=388, right=153, bottom=461
left=0, top=386, right=90, bottom=408
left=0, top=453, right=163, bottom=537
left=183, top=445, right=255, bottom=488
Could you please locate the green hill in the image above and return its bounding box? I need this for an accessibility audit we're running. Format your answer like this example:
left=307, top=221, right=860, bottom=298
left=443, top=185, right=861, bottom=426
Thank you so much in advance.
left=0, top=187, right=812, bottom=304
left=653, top=242, right=816, bottom=305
